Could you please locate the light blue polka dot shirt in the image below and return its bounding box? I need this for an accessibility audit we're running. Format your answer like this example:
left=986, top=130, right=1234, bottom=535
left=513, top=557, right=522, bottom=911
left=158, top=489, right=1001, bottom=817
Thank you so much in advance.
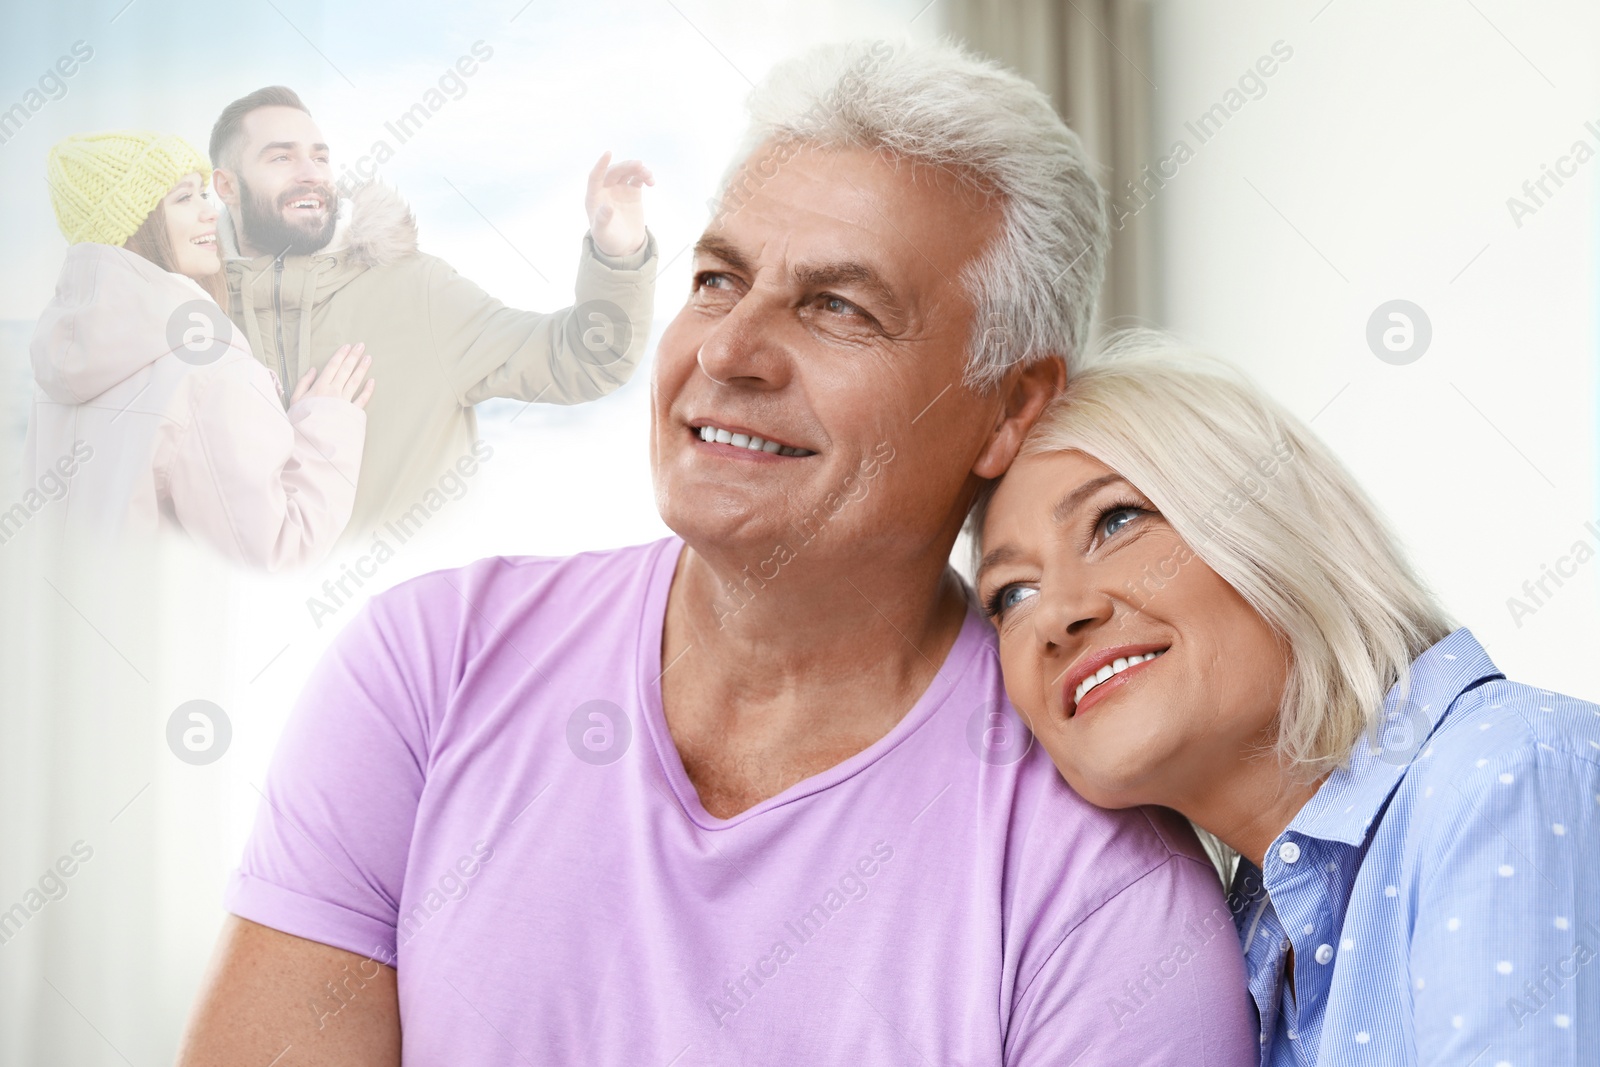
left=1229, top=628, right=1600, bottom=1066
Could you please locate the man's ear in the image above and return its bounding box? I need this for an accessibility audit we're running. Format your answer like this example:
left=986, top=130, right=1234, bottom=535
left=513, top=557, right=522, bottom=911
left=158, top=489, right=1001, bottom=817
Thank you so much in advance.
left=971, top=355, right=1066, bottom=480
left=211, top=166, right=241, bottom=209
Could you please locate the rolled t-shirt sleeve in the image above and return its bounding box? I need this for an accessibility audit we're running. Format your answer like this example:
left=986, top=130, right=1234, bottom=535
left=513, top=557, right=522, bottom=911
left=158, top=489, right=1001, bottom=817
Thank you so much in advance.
left=1006, top=853, right=1257, bottom=1067
left=225, top=589, right=436, bottom=965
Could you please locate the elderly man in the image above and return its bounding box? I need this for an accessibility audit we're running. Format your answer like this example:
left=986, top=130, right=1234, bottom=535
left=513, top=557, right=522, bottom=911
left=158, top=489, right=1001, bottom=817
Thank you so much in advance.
left=178, top=40, right=1254, bottom=1065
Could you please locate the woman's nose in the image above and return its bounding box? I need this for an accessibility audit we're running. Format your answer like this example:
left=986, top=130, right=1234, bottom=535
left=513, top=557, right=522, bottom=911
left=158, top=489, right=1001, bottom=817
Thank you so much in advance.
left=1035, top=573, right=1114, bottom=648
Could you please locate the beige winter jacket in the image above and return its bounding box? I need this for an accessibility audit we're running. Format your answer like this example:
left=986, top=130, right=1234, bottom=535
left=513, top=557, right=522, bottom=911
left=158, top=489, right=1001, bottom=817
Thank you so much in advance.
left=219, top=182, right=657, bottom=543
left=21, top=242, right=366, bottom=570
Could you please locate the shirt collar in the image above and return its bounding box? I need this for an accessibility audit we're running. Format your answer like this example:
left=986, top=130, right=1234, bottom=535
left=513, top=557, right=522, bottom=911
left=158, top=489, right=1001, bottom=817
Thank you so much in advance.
left=1287, top=627, right=1503, bottom=848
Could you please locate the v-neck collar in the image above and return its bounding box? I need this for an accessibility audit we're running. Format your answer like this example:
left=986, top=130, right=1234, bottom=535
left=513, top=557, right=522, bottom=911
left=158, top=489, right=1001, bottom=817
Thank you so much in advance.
left=632, top=537, right=987, bottom=831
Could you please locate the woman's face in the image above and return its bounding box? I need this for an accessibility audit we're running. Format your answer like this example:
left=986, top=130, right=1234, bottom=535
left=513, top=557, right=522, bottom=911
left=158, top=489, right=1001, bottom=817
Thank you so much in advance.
left=161, top=172, right=220, bottom=279
left=976, top=448, right=1289, bottom=811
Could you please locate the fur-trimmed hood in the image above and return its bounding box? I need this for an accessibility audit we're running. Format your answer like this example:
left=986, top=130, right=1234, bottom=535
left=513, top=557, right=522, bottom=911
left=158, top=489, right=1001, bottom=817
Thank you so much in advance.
left=217, top=180, right=419, bottom=269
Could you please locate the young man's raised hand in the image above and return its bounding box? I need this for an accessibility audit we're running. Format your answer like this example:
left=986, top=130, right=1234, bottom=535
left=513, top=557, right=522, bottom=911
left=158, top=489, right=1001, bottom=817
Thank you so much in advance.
left=585, top=150, right=653, bottom=258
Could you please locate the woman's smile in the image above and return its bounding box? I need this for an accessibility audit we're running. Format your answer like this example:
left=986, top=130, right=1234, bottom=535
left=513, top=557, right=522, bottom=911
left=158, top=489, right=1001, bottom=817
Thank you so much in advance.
left=1062, top=644, right=1168, bottom=717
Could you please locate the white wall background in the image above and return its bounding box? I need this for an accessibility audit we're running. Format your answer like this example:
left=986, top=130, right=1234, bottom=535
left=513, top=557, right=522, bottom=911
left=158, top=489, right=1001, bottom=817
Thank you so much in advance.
left=1147, top=0, right=1598, bottom=697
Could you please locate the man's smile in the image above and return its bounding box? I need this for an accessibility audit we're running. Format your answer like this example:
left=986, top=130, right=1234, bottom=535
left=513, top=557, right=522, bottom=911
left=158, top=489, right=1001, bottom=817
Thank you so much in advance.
left=691, top=421, right=816, bottom=457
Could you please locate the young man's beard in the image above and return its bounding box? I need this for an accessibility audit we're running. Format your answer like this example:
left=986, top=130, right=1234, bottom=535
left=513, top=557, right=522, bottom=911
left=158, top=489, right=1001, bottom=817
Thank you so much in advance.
left=237, top=177, right=340, bottom=256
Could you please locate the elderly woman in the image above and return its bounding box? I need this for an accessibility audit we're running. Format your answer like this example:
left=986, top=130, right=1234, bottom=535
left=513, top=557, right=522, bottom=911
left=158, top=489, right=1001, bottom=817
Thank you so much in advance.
left=976, top=333, right=1600, bottom=1067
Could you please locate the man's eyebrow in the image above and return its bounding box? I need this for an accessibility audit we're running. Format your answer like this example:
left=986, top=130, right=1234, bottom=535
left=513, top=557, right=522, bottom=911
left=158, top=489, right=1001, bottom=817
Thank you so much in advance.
left=256, top=141, right=330, bottom=157
left=1051, top=473, right=1131, bottom=525
left=793, top=261, right=900, bottom=308
left=692, top=235, right=753, bottom=274
left=692, top=238, right=901, bottom=308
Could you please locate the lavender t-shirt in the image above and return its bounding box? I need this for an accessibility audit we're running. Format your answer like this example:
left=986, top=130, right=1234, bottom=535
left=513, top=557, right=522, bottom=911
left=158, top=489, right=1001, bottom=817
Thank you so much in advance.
left=227, top=538, right=1254, bottom=1064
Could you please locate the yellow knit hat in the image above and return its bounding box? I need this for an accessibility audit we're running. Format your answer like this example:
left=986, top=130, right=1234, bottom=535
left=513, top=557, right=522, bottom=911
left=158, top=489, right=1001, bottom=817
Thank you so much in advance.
left=46, top=131, right=212, bottom=246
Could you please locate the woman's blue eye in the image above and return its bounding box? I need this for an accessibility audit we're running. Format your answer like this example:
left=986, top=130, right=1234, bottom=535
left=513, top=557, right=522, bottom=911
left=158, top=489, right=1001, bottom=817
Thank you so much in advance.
left=979, top=579, right=1043, bottom=620
left=1099, top=506, right=1141, bottom=540
left=998, top=585, right=1036, bottom=613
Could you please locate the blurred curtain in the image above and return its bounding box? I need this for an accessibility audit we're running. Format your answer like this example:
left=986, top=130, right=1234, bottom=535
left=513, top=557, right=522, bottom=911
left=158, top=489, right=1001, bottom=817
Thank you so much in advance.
left=943, top=0, right=1158, bottom=337
left=0, top=529, right=244, bottom=1067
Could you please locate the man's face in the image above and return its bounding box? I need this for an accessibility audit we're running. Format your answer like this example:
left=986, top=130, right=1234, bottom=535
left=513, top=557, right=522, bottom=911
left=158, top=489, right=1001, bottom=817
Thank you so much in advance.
left=651, top=141, right=1010, bottom=569
left=225, top=105, right=338, bottom=255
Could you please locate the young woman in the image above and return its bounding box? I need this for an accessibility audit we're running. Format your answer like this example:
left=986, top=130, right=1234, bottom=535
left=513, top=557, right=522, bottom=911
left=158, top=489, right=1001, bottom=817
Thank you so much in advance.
left=25, top=130, right=374, bottom=570
left=975, top=333, right=1599, bottom=1066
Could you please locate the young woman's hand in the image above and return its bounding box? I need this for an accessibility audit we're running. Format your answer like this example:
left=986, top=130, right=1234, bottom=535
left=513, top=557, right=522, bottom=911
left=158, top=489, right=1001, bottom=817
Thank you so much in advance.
left=289, top=342, right=376, bottom=410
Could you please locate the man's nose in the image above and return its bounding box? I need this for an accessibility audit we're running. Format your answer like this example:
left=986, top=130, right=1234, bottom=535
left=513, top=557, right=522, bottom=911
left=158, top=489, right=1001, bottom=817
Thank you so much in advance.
left=695, top=298, right=790, bottom=390
left=291, top=156, right=325, bottom=184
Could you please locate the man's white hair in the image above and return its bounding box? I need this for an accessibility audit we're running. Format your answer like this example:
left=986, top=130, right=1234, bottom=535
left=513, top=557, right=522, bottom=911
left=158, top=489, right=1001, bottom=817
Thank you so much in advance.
left=713, top=38, right=1109, bottom=390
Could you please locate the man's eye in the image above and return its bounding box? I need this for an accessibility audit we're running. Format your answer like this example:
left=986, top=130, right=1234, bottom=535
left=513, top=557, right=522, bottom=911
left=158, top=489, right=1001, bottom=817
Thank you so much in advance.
left=691, top=272, right=739, bottom=308
left=695, top=271, right=745, bottom=294
left=818, top=295, right=860, bottom=316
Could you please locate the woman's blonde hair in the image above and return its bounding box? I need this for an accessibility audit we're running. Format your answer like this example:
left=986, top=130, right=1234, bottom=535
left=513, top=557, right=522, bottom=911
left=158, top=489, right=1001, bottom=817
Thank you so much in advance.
left=987, top=330, right=1453, bottom=777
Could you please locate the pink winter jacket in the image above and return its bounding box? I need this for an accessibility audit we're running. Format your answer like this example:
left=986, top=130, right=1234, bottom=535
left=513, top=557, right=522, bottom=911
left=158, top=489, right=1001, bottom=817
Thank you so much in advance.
left=23, top=242, right=366, bottom=571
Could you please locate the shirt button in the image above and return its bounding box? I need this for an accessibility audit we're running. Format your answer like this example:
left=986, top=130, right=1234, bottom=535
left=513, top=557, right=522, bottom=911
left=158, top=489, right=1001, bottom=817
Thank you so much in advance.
left=1315, top=943, right=1334, bottom=964
left=1278, top=841, right=1302, bottom=864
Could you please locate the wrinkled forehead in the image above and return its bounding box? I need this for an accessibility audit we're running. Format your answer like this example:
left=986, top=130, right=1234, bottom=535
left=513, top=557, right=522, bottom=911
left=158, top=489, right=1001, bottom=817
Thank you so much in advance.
left=703, top=141, right=1000, bottom=304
